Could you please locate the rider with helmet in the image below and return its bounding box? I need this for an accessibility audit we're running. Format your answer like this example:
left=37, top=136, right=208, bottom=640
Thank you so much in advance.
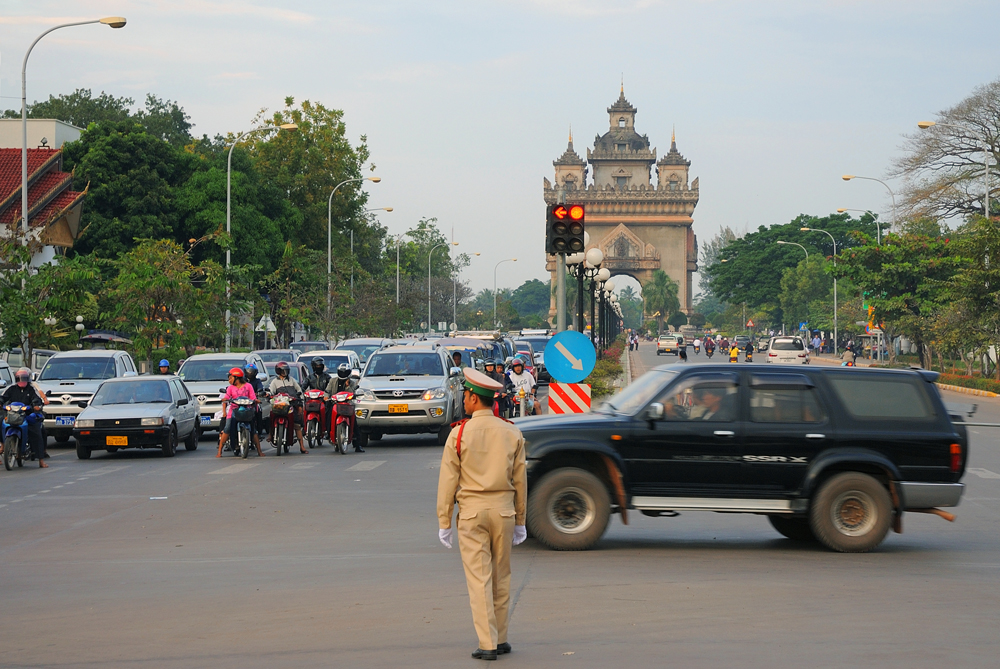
left=303, top=357, right=334, bottom=444
left=268, top=361, right=308, bottom=454
left=505, top=358, right=539, bottom=416
left=325, top=363, right=363, bottom=452
left=244, top=364, right=266, bottom=438
left=157, top=359, right=170, bottom=374
left=216, top=367, right=264, bottom=458
left=1, top=368, right=47, bottom=467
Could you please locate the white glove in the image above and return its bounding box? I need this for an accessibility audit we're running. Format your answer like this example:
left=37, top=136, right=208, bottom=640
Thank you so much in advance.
left=438, top=528, right=453, bottom=549
left=513, top=525, right=527, bottom=546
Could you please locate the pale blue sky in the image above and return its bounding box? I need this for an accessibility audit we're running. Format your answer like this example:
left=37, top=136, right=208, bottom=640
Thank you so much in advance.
left=2, top=1, right=998, bottom=295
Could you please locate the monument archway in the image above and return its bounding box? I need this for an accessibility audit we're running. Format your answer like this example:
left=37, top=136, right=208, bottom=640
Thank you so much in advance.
left=544, top=89, right=699, bottom=325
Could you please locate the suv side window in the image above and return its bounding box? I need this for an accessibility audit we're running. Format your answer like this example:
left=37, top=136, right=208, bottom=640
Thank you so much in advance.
left=827, top=374, right=935, bottom=420
left=124, top=356, right=136, bottom=373
left=655, top=373, right=740, bottom=422
left=749, top=374, right=826, bottom=423
left=115, top=356, right=126, bottom=377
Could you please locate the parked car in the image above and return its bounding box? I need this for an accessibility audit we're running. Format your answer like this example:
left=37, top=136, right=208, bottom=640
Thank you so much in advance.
left=353, top=345, right=464, bottom=448
left=253, top=349, right=299, bottom=363
left=766, top=336, right=810, bottom=364
left=263, top=361, right=310, bottom=386
left=36, top=350, right=139, bottom=442
left=519, top=364, right=966, bottom=553
left=177, top=353, right=270, bottom=432
left=73, top=376, right=200, bottom=459
left=335, top=338, right=394, bottom=365
left=656, top=334, right=685, bottom=356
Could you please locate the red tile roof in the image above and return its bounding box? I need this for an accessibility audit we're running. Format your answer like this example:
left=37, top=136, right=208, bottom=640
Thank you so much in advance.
left=0, top=148, right=85, bottom=232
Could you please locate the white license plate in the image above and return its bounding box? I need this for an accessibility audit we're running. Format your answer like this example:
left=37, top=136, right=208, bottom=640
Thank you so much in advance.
left=56, top=416, right=75, bottom=426
left=200, top=416, right=212, bottom=425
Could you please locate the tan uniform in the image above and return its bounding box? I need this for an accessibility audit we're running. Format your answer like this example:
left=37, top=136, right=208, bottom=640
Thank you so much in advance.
left=436, top=409, right=527, bottom=651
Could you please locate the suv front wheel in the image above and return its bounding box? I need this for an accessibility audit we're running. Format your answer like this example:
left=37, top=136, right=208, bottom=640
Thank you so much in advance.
left=527, top=467, right=610, bottom=551
left=810, top=472, right=891, bottom=553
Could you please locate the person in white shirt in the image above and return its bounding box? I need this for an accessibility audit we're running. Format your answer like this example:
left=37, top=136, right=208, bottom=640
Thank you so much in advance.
left=505, top=359, right=538, bottom=415
left=268, top=361, right=308, bottom=454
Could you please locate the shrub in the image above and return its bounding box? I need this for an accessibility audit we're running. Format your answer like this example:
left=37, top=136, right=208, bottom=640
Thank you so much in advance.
left=936, top=373, right=1000, bottom=394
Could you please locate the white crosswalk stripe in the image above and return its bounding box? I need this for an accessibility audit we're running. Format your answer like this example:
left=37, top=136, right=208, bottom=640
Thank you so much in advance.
left=967, top=467, right=1000, bottom=479
left=209, top=463, right=261, bottom=475
left=345, top=460, right=386, bottom=472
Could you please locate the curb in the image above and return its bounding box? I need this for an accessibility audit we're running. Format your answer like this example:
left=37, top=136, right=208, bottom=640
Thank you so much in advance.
left=622, top=348, right=632, bottom=387
left=935, top=383, right=999, bottom=398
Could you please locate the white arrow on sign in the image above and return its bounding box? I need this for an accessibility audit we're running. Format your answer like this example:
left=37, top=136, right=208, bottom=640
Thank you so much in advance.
left=554, top=341, right=584, bottom=371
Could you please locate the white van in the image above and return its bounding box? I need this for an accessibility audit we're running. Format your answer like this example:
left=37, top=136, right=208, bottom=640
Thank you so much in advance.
left=766, top=336, right=810, bottom=364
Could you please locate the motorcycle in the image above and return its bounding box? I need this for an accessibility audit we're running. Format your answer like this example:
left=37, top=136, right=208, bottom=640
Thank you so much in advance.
left=270, top=392, right=296, bottom=456
left=303, top=389, right=327, bottom=449
left=3, top=402, right=37, bottom=471
left=230, top=397, right=256, bottom=459
left=705, top=346, right=715, bottom=359
left=510, top=387, right=534, bottom=418
left=331, top=391, right=355, bottom=455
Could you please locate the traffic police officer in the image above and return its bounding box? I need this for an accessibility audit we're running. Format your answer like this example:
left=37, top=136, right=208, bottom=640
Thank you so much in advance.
left=436, top=368, right=527, bottom=660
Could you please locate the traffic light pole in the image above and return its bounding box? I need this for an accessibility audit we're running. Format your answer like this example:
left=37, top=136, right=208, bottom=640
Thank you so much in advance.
left=555, top=188, right=567, bottom=332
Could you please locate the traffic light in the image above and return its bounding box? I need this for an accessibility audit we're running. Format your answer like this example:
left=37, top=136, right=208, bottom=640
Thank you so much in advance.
left=546, top=204, right=586, bottom=254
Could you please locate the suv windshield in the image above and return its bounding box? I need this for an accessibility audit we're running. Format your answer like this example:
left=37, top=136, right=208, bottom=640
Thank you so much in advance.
left=603, top=370, right=677, bottom=415
left=772, top=339, right=804, bottom=351
left=39, top=357, right=116, bottom=381
left=366, top=352, right=443, bottom=377
left=178, top=358, right=247, bottom=382
left=256, top=351, right=295, bottom=363
left=92, top=380, right=172, bottom=405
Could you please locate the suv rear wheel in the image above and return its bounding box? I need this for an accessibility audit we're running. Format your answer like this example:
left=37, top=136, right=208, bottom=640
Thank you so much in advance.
left=810, top=472, right=891, bottom=553
left=527, top=467, right=610, bottom=551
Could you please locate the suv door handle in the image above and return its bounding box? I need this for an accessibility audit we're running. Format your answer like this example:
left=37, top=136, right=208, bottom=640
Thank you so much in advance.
left=714, top=430, right=735, bottom=437
left=806, top=433, right=826, bottom=440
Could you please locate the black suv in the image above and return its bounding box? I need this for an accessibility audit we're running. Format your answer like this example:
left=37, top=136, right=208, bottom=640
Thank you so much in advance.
left=520, top=364, right=966, bottom=553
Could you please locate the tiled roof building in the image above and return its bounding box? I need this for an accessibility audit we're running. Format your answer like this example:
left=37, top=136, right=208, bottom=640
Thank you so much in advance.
left=0, top=147, right=87, bottom=249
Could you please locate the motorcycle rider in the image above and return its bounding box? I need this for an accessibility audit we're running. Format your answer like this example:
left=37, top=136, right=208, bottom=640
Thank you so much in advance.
left=693, top=338, right=701, bottom=355
left=506, top=359, right=538, bottom=416
left=704, top=337, right=715, bottom=358
left=157, top=359, right=170, bottom=374
left=326, top=363, right=363, bottom=452
left=217, top=367, right=264, bottom=458
left=303, top=356, right=333, bottom=440
left=1, top=368, right=47, bottom=468
left=729, top=343, right=740, bottom=363
left=483, top=359, right=506, bottom=417
left=744, top=340, right=754, bottom=363
left=269, top=361, right=308, bottom=454
left=245, top=364, right=267, bottom=440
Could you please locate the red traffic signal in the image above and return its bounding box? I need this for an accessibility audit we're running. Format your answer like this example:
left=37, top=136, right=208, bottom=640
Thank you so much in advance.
left=568, top=205, right=584, bottom=221
left=546, top=203, right=585, bottom=254
left=552, top=205, right=569, bottom=220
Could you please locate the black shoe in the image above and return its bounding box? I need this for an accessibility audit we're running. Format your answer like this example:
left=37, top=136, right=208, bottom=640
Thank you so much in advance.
left=496, top=642, right=511, bottom=654
left=471, top=649, right=497, bottom=661
left=354, top=446, right=365, bottom=453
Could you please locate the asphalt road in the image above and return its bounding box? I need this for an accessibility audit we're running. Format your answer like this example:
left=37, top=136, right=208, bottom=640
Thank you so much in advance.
left=1, top=347, right=999, bottom=668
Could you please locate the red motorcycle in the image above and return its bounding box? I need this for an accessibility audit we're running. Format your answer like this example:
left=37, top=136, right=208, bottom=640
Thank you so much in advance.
left=270, top=392, right=296, bottom=456
left=303, top=389, right=327, bottom=449
left=331, top=391, right=355, bottom=455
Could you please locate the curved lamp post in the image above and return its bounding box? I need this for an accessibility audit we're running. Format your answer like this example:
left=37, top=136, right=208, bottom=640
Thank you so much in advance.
left=801, top=226, right=837, bottom=355
left=430, top=242, right=459, bottom=333
left=776, top=240, right=809, bottom=259
left=21, top=17, right=126, bottom=245
left=225, top=122, right=297, bottom=351
left=493, top=258, right=517, bottom=329
left=836, top=208, right=881, bottom=245
left=842, top=175, right=896, bottom=238
left=918, top=120, right=991, bottom=219
left=327, top=177, right=381, bottom=314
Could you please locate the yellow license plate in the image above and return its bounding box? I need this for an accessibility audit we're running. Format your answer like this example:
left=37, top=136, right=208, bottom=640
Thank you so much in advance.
left=388, top=404, right=409, bottom=414
left=106, top=436, right=128, bottom=446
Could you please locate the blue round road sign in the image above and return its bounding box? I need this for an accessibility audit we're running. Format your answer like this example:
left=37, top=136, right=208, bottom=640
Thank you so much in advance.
left=544, top=331, right=597, bottom=384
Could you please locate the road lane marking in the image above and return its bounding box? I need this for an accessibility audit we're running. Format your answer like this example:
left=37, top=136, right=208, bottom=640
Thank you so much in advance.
left=208, top=463, right=261, bottom=475
left=85, top=465, right=128, bottom=477
left=345, top=460, right=386, bottom=472
left=968, top=467, right=1000, bottom=479
left=289, top=462, right=317, bottom=470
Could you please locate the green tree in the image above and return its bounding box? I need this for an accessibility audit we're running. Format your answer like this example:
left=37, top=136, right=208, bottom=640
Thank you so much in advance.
left=778, top=255, right=832, bottom=330
left=667, top=311, right=688, bottom=331
left=511, top=279, right=550, bottom=318
left=617, top=285, right=644, bottom=330
left=642, top=270, right=680, bottom=335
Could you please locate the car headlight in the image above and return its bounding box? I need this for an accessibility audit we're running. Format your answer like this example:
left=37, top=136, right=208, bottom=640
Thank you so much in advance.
left=141, top=417, right=164, bottom=426
left=74, top=419, right=94, bottom=428
left=422, top=388, right=447, bottom=401
left=357, top=388, right=376, bottom=401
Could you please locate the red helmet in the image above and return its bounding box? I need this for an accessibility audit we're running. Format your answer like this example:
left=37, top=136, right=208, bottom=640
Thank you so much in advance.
left=228, top=367, right=244, bottom=378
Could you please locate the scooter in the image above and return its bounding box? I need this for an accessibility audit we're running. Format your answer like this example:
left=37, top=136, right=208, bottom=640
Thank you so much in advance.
left=270, top=392, right=296, bottom=456
left=705, top=346, right=715, bottom=359
left=230, top=397, right=256, bottom=459
left=331, top=391, right=355, bottom=455
left=303, top=389, right=327, bottom=449
left=3, top=402, right=37, bottom=470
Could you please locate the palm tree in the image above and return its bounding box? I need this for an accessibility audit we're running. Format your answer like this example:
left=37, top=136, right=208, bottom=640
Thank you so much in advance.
left=643, top=270, right=680, bottom=335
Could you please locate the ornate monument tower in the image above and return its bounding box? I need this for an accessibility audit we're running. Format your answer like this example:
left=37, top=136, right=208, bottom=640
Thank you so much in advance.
left=544, top=89, right=699, bottom=322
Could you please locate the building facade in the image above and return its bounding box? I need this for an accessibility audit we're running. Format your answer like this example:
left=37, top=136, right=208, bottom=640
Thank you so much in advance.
left=544, top=90, right=699, bottom=321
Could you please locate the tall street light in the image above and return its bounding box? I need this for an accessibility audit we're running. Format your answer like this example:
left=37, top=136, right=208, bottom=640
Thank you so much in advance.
left=429, top=242, right=459, bottom=334
left=225, top=122, right=298, bottom=352
left=493, top=258, right=517, bottom=329
left=918, top=120, right=991, bottom=219
left=393, top=233, right=406, bottom=304
left=842, top=175, right=897, bottom=235
left=836, top=208, right=881, bottom=245
left=21, top=17, right=127, bottom=246
left=801, top=226, right=837, bottom=355
left=776, top=240, right=809, bottom=259
left=327, top=177, right=381, bottom=314
left=454, top=252, right=480, bottom=331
